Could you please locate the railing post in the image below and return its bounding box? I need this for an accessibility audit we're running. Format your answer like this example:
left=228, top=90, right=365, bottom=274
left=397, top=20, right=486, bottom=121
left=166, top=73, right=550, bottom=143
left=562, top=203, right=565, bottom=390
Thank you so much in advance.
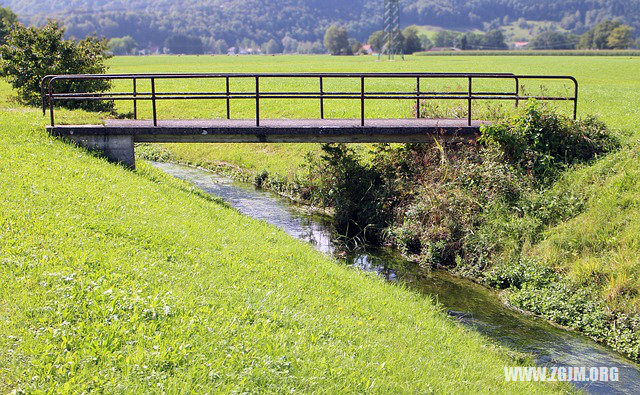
left=515, top=77, right=519, bottom=108
left=320, top=76, right=324, bottom=119
left=133, top=78, right=138, bottom=119
left=416, top=77, right=421, bottom=119
left=49, top=81, right=55, bottom=126
left=467, top=77, right=472, bottom=126
left=151, top=77, right=157, bottom=127
left=360, top=76, right=365, bottom=127
left=226, top=76, right=231, bottom=119
left=41, top=78, right=47, bottom=116
left=255, top=76, right=260, bottom=127
left=573, top=79, right=579, bottom=120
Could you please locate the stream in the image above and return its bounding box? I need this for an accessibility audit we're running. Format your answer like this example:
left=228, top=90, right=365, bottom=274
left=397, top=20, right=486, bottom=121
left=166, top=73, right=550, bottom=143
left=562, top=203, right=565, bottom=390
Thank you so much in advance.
left=152, top=161, right=640, bottom=394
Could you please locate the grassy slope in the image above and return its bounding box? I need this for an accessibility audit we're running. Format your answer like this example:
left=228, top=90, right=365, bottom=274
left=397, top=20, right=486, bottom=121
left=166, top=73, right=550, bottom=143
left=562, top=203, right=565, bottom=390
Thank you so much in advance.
left=0, top=82, right=564, bottom=392
left=99, top=54, right=640, bottom=314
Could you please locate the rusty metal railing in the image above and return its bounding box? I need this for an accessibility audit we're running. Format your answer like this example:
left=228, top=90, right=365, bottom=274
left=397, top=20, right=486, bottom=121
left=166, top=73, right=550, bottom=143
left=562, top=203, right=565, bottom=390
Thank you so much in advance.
left=41, top=72, right=578, bottom=127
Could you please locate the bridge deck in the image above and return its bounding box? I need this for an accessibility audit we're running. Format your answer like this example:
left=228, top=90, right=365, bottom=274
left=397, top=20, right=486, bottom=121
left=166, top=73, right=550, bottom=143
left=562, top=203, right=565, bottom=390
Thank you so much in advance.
left=48, top=118, right=488, bottom=143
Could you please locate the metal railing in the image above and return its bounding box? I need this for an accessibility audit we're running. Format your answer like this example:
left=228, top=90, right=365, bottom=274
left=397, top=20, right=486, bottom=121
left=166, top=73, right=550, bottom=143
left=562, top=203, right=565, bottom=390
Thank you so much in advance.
left=42, top=72, right=578, bottom=127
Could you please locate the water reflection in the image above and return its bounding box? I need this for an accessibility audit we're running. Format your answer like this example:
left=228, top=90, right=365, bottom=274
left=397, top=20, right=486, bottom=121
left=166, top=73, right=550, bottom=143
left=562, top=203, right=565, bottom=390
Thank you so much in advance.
left=152, top=161, right=640, bottom=394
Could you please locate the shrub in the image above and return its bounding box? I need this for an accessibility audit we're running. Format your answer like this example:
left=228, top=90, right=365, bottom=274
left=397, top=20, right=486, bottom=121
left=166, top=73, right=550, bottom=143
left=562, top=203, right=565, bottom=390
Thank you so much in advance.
left=0, top=20, right=112, bottom=111
left=480, top=101, right=619, bottom=185
left=309, top=144, right=389, bottom=240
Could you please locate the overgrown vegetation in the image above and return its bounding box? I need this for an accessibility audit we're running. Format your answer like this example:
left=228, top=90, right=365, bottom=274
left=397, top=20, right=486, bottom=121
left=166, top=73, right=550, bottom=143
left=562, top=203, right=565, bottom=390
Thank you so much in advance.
left=488, top=259, right=640, bottom=361
left=309, top=102, right=618, bottom=254
left=0, top=20, right=112, bottom=111
left=305, top=144, right=389, bottom=240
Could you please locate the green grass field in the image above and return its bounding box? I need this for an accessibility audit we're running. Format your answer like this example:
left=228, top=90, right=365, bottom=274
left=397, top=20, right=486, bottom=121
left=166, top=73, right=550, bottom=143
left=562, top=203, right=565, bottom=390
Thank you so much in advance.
left=0, top=75, right=569, bottom=391
left=95, top=55, right=640, bottom=317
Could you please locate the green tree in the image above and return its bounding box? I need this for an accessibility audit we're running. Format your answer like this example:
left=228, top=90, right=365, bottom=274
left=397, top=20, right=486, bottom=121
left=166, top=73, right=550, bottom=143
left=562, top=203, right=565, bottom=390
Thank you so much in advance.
left=262, top=38, right=282, bottom=54
left=368, top=30, right=385, bottom=52
left=433, top=30, right=460, bottom=47
left=0, top=20, right=111, bottom=110
left=460, top=34, right=468, bottom=50
left=108, top=36, right=137, bottom=55
left=0, top=6, right=18, bottom=45
left=348, top=38, right=362, bottom=54
left=324, top=25, right=350, bottom=55
left=402, top=25, right=423, bottom=54
left=578, top=20, right=627, bottom=49
left=607, top=25, right=634, bottom=49
left=482, top=29, right=508, bottom=49
left=281, top=35, right=299, bottom=53
left=419, top=34, right=433, bottom=51
left=164, top=34, right=203, bottom=54
left=531, top=31, right=578, bottom=50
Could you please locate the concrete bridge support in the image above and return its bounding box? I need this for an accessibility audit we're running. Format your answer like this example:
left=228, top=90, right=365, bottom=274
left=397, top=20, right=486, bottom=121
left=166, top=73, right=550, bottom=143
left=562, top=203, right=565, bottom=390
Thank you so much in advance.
left=67, top=134, right=135, bottom=169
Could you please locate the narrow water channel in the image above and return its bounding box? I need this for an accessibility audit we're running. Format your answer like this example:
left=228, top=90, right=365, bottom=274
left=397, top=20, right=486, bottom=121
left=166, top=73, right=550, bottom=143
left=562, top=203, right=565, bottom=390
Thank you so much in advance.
left=152, top=161, right=640, bottom=394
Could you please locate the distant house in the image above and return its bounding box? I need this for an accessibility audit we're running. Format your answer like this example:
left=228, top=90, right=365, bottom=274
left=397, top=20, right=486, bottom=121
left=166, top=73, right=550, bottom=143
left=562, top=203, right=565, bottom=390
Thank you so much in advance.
left=361, top=44, right=373, bottom=55
left=227, top=47, right=237, bottom=55
left=514, top=41, right=530, bottom=49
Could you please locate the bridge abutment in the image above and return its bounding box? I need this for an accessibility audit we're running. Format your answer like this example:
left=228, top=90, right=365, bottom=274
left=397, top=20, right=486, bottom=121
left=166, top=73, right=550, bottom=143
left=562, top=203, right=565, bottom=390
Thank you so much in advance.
left=67, top=134, right=135, bottom=169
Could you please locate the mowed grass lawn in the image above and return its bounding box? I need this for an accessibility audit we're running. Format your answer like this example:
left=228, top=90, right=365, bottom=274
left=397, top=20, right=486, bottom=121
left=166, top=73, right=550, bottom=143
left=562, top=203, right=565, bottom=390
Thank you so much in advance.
left=0, top=80, right=568, bottom=391
left=97, top=54, right=640, bottom=315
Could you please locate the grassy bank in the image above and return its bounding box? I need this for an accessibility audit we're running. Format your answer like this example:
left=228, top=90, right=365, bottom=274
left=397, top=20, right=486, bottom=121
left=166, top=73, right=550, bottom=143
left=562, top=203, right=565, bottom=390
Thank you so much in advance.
left=0, top=80, right=567, bottom=391
left=99, top=55, right=640, bottom=361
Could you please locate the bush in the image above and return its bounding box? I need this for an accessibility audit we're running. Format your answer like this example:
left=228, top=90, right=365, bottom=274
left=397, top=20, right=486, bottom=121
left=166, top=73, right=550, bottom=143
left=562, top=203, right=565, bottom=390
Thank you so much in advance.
left=480, top=101, right=619, bottom=185
left=0, top=20, right=112, bottom=111
left=309, top=144, right=389, bottom=240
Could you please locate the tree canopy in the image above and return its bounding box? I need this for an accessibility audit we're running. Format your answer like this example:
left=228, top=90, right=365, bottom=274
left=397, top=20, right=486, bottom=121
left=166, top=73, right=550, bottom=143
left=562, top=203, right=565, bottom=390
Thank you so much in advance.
left=324, top=25, right=350, bottom=55
left=579, top=20, right=635, bottom=49
left=108, top=36, right=137, bottom=55
left=0, top=6, right=18, bottom=45
left=530, top=31, right=579, bottom=50
left=0, top=20, right=111, bottom=110
left=164, top=34, right=204, bottom=54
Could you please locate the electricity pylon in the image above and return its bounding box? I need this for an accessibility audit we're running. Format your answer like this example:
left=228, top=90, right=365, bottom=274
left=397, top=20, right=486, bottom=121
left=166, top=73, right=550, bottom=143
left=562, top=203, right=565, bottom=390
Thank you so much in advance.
left=380, top=0, right=403, bottom=60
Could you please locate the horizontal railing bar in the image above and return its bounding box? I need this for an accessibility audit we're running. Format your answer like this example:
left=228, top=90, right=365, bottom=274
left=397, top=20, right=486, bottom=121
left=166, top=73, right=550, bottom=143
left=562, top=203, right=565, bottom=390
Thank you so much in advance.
left=50, top=90, right=520, bottom=98
left=49, top=95, right=575, bottom=101
left=46, top=72, right=521, bottom=80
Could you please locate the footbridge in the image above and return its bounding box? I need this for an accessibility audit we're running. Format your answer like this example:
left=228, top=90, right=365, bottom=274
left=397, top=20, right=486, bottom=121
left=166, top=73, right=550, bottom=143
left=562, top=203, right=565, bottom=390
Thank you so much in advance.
left=42, top=72, right=578, bottom=168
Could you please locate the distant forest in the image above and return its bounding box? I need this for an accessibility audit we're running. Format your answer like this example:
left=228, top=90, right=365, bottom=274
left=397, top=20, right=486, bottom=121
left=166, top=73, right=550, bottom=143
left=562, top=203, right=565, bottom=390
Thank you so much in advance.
left=2, top=0, right=639, bottom=53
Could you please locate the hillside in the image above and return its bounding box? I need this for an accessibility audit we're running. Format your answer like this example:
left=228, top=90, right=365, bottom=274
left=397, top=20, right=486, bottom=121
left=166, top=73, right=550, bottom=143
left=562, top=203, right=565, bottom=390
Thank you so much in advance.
left=2, top=0, right=639, bottom=50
